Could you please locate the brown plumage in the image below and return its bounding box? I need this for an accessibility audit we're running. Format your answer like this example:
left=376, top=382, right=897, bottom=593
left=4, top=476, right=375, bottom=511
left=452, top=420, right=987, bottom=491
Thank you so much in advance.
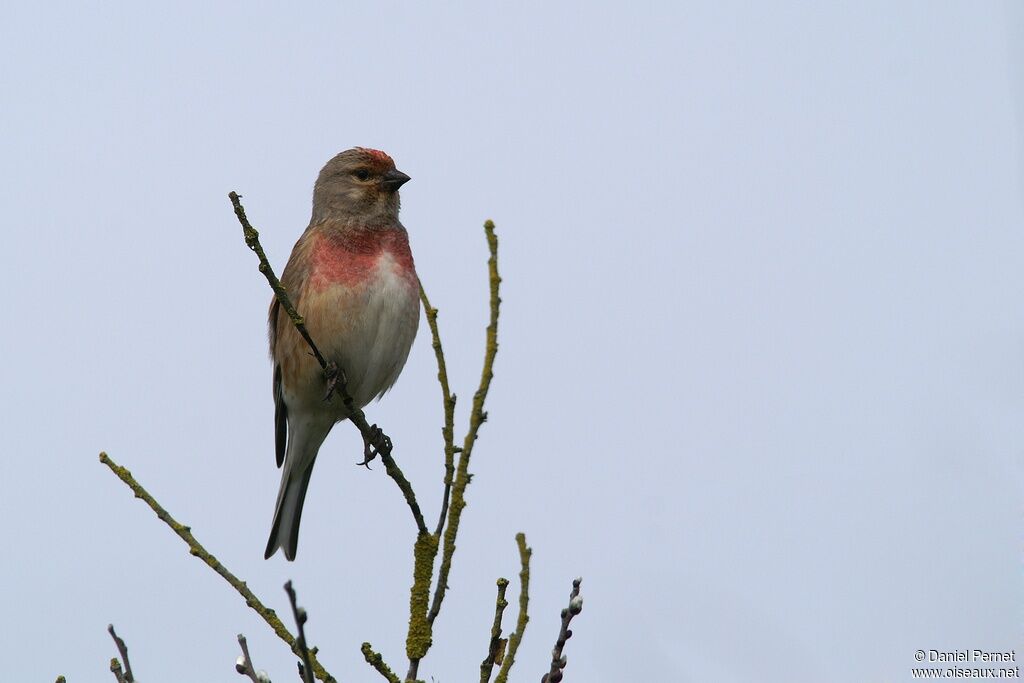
left=265, top=148, right=420, bottom=560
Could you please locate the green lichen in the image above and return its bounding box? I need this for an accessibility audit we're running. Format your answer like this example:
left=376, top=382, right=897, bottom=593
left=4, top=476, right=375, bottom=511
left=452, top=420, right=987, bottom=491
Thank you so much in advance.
left=406, top=532, right=439, bottom=660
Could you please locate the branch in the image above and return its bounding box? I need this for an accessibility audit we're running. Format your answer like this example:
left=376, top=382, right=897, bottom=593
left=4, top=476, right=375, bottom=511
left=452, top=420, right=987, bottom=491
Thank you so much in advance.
left=427, top=220, right=501, bottom=628
left=404, top=221, right=502, bottom=682
left=228, top=190, right=328, bottom=368
left=98, top=452, right=337, bottom=683
left=236, top=634, right=271, bottom=683
left=380, top=451, right=428, bottom=537
left=419, top=286, right=457, bottom=538
left=228, top=191, right=427, bottom=536
left=360, top=643, right=401, bottom=683
left=479, top=578, right=510, bottom=683
left=541, top=578, right=584, bottom=683
left=284, top=582, right=316, bottom=683
left=107, top=624, right=134, bottom=683
left=494, top=533, right=531, bottom=683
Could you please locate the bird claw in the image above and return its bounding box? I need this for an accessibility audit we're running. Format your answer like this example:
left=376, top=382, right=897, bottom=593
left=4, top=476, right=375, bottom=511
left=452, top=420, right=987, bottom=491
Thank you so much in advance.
left=356, top=424, right=391, bottom=468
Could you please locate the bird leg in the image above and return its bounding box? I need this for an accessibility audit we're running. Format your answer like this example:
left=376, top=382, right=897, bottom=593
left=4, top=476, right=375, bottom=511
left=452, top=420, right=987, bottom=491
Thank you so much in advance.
left=357, top=424, right=392, bottom=468
left=320, top=359, right=393, bottom=468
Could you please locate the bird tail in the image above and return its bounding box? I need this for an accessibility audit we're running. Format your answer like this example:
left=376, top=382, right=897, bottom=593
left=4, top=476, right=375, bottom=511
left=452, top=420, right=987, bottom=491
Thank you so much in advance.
left=265, top=422, right=329, bottom=561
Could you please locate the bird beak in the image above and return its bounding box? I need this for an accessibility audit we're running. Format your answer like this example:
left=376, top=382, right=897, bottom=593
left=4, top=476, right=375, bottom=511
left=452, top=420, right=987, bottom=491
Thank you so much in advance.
left=381, top=169, right=411, bottom=191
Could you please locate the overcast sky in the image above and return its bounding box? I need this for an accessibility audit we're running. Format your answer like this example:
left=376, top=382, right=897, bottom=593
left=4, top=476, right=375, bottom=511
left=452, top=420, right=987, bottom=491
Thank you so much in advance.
left=1, top=2, right=1022, bottom=682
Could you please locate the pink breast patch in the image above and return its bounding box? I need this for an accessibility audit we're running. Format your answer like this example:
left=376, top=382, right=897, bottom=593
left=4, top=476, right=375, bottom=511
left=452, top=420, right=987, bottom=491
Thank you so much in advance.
left=309, top=229, right=414, bottom=290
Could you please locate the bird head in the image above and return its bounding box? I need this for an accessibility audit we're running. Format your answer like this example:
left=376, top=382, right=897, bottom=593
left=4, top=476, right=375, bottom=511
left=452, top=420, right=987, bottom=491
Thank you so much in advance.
left=312, top=147, right=410, bottom=223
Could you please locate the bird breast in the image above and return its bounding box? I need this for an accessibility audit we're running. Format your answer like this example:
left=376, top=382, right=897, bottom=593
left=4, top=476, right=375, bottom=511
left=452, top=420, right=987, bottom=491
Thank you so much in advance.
left=298, top=230, right=420, bottom=413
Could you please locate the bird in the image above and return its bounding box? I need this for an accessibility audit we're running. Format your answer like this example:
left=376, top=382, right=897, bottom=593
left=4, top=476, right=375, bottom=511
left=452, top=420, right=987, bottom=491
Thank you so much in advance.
left=264, top=148, right=420, bottom=561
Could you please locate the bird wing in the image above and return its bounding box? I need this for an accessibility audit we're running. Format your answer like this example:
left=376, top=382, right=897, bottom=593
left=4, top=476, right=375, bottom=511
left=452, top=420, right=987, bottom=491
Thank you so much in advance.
left=272, top=323, right=288, bottom=467
left=268, top=227, right=317, bottom=468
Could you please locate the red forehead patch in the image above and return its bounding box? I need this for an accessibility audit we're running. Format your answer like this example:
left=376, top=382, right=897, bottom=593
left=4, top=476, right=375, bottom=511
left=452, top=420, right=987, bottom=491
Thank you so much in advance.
left=357, top=147, right=393, bottom=164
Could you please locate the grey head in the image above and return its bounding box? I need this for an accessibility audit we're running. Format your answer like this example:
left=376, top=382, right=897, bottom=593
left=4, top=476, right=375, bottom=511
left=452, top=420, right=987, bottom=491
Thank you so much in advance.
left=311, top=147, right=411, bottom=224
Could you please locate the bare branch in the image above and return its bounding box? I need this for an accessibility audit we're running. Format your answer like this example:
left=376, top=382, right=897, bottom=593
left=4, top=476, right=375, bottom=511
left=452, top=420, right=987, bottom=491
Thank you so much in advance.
left=428, top=220, right=502, bottom=629
left=283, top=582, right=316, bottom=683
left=107, top=624, right=134, bottom=683
left=228, top=191, right=427, bottom=536
left=494, top=533, right=531, bottom=683
left=541, top=578, right=584, bottom=683
left=361, top=643, right=401, bottom=683
left=98, top=452, right=336, bottom=683
left=236, top=633, right=272, bottom=683
left=419, top=286, right=457, bottom=538
left=379, top=450, right=428, bottom=537
left=404, top=221, right=502, bottom=682
left=479, top=578, right=510, bottom=683
left=228, top=191, right=326, bottom=367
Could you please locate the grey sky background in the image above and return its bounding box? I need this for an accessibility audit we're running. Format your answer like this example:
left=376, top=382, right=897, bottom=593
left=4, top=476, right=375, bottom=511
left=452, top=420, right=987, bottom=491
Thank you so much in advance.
left=1, top=2, right=1022, bottom=681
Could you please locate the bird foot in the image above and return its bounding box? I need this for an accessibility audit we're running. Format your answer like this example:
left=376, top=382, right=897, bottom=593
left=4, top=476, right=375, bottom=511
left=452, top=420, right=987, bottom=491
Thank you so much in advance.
left=357, top=424, right=392, bottom=468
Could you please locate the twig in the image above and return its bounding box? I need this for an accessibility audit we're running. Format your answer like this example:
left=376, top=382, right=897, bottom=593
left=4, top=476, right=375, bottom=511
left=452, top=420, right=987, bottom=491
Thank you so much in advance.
left=228, top=190, right=327, bottom=370
left=541, top=578, right=584, bottom=683
left=420, top=286, right=457, bottom=538
left=427, top=220, right=501, bottom=628
left=236, top=634, right=271, bottom=683
left=284, top=582, right=316, bottom=683
left=109, top=658, right=127, bottom=683
left=228, top=191, right=427, bottom=537
left=380, top=450, right=428, bottom=536
left=494, top=534, right=531, bottom=683
left=479, top=578, right=510, bottom=683
left=360, top=643, right=401, bottom=683
left=98, top=452, right=337, bottom=683
left=107, top=624, right=134, bottom=682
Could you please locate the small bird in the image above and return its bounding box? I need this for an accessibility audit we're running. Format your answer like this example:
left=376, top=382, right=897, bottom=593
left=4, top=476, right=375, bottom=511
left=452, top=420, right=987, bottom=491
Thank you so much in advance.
left=264, top=148, right=420, bottom=560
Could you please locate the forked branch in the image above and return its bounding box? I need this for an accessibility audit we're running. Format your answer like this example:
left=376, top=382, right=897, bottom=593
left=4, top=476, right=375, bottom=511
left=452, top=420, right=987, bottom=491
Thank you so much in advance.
left=427, top=220, right=501, bottom=629
left=98, top=452, right=337, bottom=683
left=493, top=533, right=531, bottom=683
left=107, top=624, right=135, bottom=683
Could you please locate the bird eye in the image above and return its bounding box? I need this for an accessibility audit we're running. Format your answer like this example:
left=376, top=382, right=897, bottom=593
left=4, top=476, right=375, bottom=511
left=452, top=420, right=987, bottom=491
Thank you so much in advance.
left=354, top=169, right=370, bottom=181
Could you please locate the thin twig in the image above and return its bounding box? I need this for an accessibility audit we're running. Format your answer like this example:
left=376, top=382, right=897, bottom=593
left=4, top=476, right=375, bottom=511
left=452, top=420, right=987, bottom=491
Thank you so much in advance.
left=228, top=191, right=427, bottom=537
left=236, top=634, right=270, bottom=683
left=420, top=286, right=458, bottom=538
left=380, top=450, right=428, bottom=536
left=541, top=578, right=584, bottom=683
left=284, top=582, right=316, bottom=683
left=494, top=534, right=531, bottom=683
left=479, top=578, right=510, bottom=683
left=229, top=191, right=327, bottom=369
left=427, top=220, right=501, bottom=629
left=98, top=452, right=336, bottom=683
left=107, top=624, right=134, bottom=683
left=360, top=643, right=401, bottom=683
